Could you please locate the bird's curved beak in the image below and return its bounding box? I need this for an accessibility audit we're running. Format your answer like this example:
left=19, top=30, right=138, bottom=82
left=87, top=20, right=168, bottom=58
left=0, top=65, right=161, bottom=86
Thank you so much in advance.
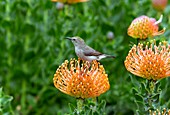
left=66, top=37, right=71, bottom=40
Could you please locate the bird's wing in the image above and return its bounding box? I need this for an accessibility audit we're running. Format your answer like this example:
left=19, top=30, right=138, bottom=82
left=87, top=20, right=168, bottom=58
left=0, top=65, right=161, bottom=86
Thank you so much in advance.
left=83, top=45, right=102, bottom=56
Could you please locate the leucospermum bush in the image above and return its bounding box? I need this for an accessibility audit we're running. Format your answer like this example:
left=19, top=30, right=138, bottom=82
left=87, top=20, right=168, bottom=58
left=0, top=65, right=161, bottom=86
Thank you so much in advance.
left=53, top=58, right=110, bottom=114
left=125, top=41, right=170, bottom=114
left=126, top=14, right=170, bottom=114
left=1, top=0, right=170, bottom=114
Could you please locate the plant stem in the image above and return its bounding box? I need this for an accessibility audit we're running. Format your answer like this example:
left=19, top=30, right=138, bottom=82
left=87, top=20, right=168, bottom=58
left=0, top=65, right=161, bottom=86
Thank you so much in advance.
left=149, top=80, right=155, bottom=94
left=92, top=97, right=97, bottom=105
left=147, top=80, right=157, bottom=110
left=76, top=98, right=84, bottom=114
left=91, top=97, right=98, bottom=112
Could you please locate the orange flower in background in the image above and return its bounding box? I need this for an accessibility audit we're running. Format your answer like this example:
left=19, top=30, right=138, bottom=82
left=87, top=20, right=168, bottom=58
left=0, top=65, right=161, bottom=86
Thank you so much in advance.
left=53, top=58, right=110, bottom=99
left=127, top=15, right=165, bottom=39
left=152, top=0, right=167, bottom=11
left=124, top=41, right=170, bottom=80
left=51, top=0, right=88, bottom=4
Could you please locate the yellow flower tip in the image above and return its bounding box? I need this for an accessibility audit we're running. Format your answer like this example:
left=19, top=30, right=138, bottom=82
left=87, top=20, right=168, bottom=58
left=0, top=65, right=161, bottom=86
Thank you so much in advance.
left=124, top=41, right=170, bottom=80
left=149, top=108, right=170, bottom=115
left=53, top=58, right=110, bottom=98
left=127, top=15, right=165, bottom=39
left=51, top=0, right=88, bottom=4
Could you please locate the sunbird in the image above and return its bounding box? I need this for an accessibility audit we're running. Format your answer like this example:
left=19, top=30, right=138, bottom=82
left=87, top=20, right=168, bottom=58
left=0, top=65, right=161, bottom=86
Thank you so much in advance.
left=66, top=36, right=115, bottom=62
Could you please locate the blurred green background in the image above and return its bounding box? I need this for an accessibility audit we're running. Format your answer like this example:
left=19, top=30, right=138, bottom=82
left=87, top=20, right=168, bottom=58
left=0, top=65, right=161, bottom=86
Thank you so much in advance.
left=0, top=0, right=170, bottom=114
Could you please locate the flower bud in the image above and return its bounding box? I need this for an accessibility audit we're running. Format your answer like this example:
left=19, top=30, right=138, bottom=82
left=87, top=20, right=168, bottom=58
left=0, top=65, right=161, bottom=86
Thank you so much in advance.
left=128, top=15, right=165, bottom=39
left=152, top=0, right=167, bottom=11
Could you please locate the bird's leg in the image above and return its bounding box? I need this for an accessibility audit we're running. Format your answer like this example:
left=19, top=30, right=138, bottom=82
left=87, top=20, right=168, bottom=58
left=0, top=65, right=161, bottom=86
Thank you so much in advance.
left=80, top=59, right=91, bottom=71
left=86, top=61, right=91, bottom=70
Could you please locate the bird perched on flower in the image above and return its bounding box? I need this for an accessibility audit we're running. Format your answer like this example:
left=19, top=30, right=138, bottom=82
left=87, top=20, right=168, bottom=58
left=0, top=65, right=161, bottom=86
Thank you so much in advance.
left=53, top=58, right=110, bottom=98
left=127, top=15, right=165, bottom=39
left=66, top=36, right=115, bottom=62
left=51, top=0, right=88, bottom=4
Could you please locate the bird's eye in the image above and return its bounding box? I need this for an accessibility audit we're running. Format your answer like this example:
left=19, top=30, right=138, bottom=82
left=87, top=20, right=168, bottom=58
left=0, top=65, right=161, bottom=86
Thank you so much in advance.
left=73, top=39, right=76, bottom=41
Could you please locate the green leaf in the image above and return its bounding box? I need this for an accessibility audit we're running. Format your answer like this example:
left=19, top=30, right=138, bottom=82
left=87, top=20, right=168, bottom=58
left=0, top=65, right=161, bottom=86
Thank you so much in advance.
left=68, top=103, right=75, bottom=113
left=98, top=100, right=106, bottom=111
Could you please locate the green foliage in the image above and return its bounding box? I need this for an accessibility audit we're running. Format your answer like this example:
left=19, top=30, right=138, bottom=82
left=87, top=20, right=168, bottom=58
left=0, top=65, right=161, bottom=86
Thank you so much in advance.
left=0, top=0, right=170, bottom=114
left=131, top=78, right=162, bottom=114
left=68, top=98, right=107, bottom=115
left=0, top=87, right=14, bottom=115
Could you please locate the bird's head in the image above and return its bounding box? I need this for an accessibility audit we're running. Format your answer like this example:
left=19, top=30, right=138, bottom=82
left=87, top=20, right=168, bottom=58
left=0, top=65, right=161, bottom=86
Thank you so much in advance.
left=66, top=36, right=85, bottom=47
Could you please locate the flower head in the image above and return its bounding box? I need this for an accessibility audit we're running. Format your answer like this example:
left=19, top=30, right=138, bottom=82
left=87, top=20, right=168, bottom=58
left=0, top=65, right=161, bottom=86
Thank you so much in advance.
left=51, top=0, right=88, bottom=4
left=53, top=58, right=110, bottom=98
left=128, top=15, right=165, bottom=39
left=124, top=41, right=170, bottom=80
left=152, top=0, right=167, bottom=11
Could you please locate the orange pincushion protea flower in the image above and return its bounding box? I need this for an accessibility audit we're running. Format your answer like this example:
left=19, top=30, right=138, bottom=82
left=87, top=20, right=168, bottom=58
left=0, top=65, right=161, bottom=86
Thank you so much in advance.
left=51, top=0, right=88, bottom=4
left=128, top=15, right=165, bottom=39
left=53, top=58, right=110, bottom=98
left=124, top=41, right=170, bottom=80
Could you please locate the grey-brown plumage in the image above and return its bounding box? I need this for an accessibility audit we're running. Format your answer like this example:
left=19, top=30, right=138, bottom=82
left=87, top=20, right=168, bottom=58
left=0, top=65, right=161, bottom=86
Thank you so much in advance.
left=66, top=36, right=115, bottom=62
